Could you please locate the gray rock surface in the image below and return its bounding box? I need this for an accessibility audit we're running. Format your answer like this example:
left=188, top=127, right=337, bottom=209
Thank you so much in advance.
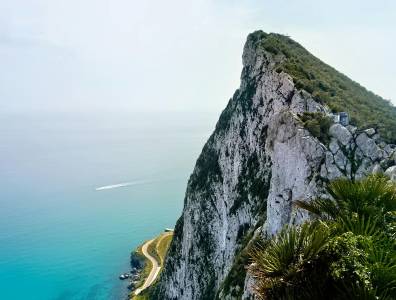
left=372, top=164, right=383, bottom=174
left=152, top=33, right=396, bottom=300
left=356, top=133, right=383, bottom=161
left=329, top=124, right=352, bottom=146
left=364, top=128, right=376, bottom=136
left=385, top=166, right=396, bottom=181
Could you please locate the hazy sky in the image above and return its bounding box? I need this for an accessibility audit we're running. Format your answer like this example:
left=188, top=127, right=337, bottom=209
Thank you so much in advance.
left=0, top=0, right=395, bottom=113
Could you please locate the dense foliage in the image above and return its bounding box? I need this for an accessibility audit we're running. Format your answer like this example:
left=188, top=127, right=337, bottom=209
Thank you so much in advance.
left=249, top=31, right=396, bottom=143
left=249, top=176, right=396, bottom=300
left=298, top=112, right=333, bottom=145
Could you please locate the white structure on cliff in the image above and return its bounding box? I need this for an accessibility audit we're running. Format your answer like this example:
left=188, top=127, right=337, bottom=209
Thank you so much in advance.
left=332, top=112, right=349, bottom=126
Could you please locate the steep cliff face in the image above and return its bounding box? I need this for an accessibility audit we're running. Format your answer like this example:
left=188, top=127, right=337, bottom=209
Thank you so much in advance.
left=152, top=31, right=396, bottom=300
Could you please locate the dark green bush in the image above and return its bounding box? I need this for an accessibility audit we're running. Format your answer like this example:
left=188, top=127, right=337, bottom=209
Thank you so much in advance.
left=249, top=176, right=396, bottom=300
left=248, top=31, right=396, bottom=143
left=299, top=112, right=332, bottom=144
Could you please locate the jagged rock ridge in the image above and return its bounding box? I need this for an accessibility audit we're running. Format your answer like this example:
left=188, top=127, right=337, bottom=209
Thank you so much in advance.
left=151, top=31, right=396, bottom=300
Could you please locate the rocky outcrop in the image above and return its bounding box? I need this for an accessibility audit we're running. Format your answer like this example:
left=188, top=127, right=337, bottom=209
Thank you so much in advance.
left=152, top=31, right=396, bottom=300
left=130, top=251, right=145, bottom=270
left=385, top=166, right=396, bottom=181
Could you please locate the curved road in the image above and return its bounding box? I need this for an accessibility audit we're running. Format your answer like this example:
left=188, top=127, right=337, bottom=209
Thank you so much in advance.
left=134, top=232, right=173, bottom=295
left=134, top=239, right=161, bottom=295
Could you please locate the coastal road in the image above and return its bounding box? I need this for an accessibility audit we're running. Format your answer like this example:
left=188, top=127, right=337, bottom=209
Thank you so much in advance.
left=134, top=239, right=160, bottom=295
left=134, top=232, right=173, bottom=295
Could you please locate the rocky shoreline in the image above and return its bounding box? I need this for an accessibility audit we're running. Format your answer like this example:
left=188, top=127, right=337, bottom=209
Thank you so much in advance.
left=124, top=231, right=174, bottom=299
left=118, top=246, right=145, bottom=299
left=126, top=248, right=145, bottom=293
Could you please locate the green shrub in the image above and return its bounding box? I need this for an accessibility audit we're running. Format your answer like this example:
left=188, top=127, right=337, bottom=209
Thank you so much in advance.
left=299, top=112, right=332, bottom=144
left=248, top=31, right=396, bottom=143
left=249, top=221, right=333, bottom=300
left=249, top=176, right=396, bottom=300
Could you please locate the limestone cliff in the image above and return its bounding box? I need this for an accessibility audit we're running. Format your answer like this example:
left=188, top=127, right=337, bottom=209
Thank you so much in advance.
left=151, top=31, right=396, bottom=300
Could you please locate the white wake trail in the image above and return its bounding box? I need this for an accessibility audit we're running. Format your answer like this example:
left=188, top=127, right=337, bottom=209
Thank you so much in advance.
left=95, top=180, right=147, bottom=191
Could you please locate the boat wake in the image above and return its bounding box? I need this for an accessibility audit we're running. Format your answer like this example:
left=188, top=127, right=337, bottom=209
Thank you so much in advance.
left=95, top=181, right=147, bottom=191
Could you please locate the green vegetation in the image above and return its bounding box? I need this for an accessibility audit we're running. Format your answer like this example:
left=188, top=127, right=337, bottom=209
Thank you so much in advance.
left=147, top=232, right=173, bottom=267
left=130, top=232, right=173, bottom=300
left=156, top=234, right=173, bottom=265
left=249, top=175, right=396, bottom=300
left=130, top=244, right=152, bottom=298
left=218, top=242, right=253, bottom=298
left=217, top=216, right=267, bottom=299
left=189, top=142, right=222, bottom=193
left=231, top=152, right=271, bottom=215
left=299, top=112, right=333, bottom=144
left=250, top=222, right=332, bottom=299
left=132, top=294, right=149, bottom=300
left=250, top=31, right=396, bottom=143
left=216, top=90, right=239, bottom=134
left=217, top=227, right=260, bottom=299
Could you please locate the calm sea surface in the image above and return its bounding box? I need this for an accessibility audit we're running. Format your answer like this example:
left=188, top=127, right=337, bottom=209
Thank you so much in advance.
left=0, top=111, right=217, bottom=300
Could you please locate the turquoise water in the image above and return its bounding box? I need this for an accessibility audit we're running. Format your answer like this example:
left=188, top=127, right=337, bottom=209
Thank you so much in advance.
left=0, top=111, right=216, bottom=300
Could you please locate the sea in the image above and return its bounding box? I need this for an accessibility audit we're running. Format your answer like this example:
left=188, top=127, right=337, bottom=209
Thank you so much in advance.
left=0, top=110, right=217, bottom=300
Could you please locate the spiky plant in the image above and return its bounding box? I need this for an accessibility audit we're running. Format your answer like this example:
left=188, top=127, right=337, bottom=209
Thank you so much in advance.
left=248, top=221, right=332, bottom=300
left=295, top=175, right=396, bottom=227
left=249, top=176, right=396, bottom=300
left=295, top=175, right=396, bottom=299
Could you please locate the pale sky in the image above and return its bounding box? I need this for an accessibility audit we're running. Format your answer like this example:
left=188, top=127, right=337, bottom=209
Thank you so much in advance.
left=0, top=0, right=395, bottom=113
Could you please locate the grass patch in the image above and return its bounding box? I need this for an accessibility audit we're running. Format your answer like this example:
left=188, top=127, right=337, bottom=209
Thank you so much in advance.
left=147, top=232, right=173, bottom=267
left=130, top=232, right=173, bottom=300
left=132, top=244, right=153, bottom=291
left=147, top=239, right=161, bottom=267
left=157, top=233, right=173, bottom=266
left=132, top=294, right=149, bottom=300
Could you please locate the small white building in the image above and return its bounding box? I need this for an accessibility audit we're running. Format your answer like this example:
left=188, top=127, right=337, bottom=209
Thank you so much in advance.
left=332, top=112, right=349, bottom=126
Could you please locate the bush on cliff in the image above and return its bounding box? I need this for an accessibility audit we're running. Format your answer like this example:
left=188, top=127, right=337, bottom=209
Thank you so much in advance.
left=299, top=112, right=332, bottom=145
left=249, top=175, right=396, bottom=300
left=251, top=31, right=396, bottom=143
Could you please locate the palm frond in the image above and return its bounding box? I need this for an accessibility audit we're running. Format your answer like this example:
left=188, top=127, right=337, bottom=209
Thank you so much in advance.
left=248, top=222, right=331, bottom=299
left=338, top=214, right=383, bottom=237
left=295, top=198, right=339, bottom=220
left=250, top=176, right=396, bottom=300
